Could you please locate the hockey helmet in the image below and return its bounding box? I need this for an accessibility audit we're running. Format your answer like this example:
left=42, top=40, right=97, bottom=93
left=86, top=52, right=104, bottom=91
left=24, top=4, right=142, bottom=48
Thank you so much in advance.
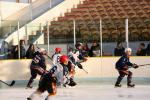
left=55, top=47, right=62, bottom=52
left=125, top=48, right=132, bottom=52
left=60, top=55, right=69, bottom=65
left=75, top=42, right=83, bottom=48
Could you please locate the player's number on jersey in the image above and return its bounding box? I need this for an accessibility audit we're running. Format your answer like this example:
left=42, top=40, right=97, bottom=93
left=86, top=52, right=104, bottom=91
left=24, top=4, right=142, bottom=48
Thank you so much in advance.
left=57, top=56, right=60, bottom=63
left=33, top=57, right=40, bottom=63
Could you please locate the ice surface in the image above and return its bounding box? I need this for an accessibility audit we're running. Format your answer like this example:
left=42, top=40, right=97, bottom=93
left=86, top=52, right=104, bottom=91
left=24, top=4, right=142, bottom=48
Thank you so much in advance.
left=0, top=85, right=150, bottom=100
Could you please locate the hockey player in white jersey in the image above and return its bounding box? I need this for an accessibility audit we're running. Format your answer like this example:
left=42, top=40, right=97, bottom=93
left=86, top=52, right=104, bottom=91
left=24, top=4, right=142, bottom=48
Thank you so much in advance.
left=68, top=43, right=87, bottom=68
left=67, top=43, right=88, bottom=86
left=51, top=48, right=62, bottom=86
left=52, top=48, right=62, bottom=65
left=27, top=55, right=76, bottom=100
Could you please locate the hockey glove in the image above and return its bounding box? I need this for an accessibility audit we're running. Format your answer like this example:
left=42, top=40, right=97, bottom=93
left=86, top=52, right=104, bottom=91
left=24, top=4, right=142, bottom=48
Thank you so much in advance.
left=76, top=62, right=83, bottom=69
left=132, top=64, right=139, bottom=69
left=68, top=78, right=77, bottom=87
left=83, top=57, right=88, bottom=62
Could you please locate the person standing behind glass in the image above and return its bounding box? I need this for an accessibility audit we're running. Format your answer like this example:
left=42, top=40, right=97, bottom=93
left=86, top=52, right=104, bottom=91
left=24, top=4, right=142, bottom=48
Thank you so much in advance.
left=20, top=40, right=26, bottom=59
left=89, top=41, right=101, bottom=57
left=26, top=44, right=35, bottom=59
left=13, top=45, right=19, bottom=59
left=146, top=43, right=150, bottom=56
left=136, top=43, right=146, bottom=56
left=82, top=43, right=89, bottom=57
left=114, top=42, right=125, bottom=56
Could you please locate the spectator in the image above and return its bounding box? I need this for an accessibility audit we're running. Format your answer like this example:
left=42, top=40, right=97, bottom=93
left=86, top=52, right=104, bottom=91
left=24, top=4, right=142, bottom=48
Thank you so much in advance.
left=114, top=42, right=125, bottom=56
left=12, top=45, right=19, bottom=59
left=136, top=43, right=146, bottom=56
left=2, top=41, right=10, bottom=59
left=26, top=44, right=35, bottom=59
left=82, top=43, right=89, bottom=57
left=9, top=45, right=15, bottom=59
left=20, top=40, right=26, bottom=58
left=89, top=41, right=101, bottom=57
left=146, top=43, right=150, bottom=56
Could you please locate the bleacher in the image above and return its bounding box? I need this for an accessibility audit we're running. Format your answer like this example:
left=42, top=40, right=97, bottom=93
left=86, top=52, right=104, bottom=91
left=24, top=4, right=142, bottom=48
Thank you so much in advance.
left=43, top=0, right=150, bottom=43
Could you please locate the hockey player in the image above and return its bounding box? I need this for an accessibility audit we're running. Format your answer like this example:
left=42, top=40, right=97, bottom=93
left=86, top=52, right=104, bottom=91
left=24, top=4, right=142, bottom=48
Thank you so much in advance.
left=68, top=43, right=87, bottom=66
left=51, top=47, right=62, bottom=86
left=26, top=48, right=47, bottom=88
left=67, top=43, right=88, bottom=86
left=27, top=55, right=76, bottom=100
left=51, top=47, right=76, bottom=87
left=52, top=47, right=62, bottom=65
left=115, top=48, right=139, bottom=88
left=74, top=42, right=87, bottom=62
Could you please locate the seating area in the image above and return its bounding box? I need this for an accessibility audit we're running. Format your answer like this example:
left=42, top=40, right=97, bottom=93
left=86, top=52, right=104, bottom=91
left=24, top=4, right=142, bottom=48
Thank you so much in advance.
left=44, top=0, right=150, bottom=43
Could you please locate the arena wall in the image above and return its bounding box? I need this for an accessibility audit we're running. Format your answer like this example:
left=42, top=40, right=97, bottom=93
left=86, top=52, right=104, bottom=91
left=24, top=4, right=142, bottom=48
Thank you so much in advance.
left=0, top=1, right=29, bottom=20
left=0, top=57, right=150, bottom=81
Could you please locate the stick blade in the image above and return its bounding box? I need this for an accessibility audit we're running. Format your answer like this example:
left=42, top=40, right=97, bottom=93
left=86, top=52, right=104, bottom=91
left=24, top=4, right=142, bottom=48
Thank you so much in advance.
left=10, top=80, right=15, bottom=86
left=83, top=68, right=88, bottom=74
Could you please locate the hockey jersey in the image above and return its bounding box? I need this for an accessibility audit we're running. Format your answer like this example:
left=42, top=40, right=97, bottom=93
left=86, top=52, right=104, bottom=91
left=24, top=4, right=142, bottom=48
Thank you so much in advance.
left=49, top=63, right=69, bottom=85
left=68, top=49, right=84, bottom=63
left=116, top=54, right=133, bottom=70
left=52, top=53, right=62, bottom=65
left=30, top=51, right=46, bottom=69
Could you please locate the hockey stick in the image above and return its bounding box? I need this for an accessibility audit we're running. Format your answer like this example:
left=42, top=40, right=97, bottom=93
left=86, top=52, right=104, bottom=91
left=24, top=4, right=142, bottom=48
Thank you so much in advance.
left=0, top=80, right=15, bottom=87
left=138, top=64, right=150, bottom=67
left=75, top=62, right=89, bottom=74
left=82, top=68, right=88, bottom=74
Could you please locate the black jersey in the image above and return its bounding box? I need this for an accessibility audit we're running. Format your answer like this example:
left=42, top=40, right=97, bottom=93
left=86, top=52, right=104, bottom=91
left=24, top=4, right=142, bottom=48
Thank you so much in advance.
left=30, top=51, right=46, bottom=69
left=116, top=54, right=133, bottom=70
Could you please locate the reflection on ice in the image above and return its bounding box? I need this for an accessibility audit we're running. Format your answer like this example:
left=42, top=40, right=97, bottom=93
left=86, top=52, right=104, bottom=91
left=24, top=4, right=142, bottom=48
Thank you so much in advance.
left=0, top=85, right=150, bottom=100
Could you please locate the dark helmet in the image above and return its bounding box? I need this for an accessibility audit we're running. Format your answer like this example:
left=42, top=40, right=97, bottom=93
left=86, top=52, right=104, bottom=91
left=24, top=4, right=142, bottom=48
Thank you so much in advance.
left=75, top=42, right=82, bottom=48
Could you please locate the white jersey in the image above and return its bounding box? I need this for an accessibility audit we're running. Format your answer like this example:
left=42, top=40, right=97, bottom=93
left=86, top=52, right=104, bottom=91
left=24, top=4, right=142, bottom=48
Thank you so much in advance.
left=49, top=63, right=69, bottom=85
left=52, top=53, right=62, bottom=65
left=68, top=51, right=79, bottom=63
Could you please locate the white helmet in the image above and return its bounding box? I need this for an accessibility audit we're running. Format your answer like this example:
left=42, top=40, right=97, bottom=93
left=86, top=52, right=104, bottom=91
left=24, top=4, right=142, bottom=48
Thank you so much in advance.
left=39, top=48, right=46, bottom=52
left=125, top=48, right=132, bottom=52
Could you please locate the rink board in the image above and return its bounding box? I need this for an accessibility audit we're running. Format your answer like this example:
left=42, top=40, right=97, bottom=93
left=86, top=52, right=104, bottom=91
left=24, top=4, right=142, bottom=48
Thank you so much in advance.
left=0, top=57, right=150, bottom=80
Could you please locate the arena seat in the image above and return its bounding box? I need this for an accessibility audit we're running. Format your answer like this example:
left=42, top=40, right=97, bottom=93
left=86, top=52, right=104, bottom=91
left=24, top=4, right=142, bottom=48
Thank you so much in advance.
left=45, top=0, right=150, bottom=42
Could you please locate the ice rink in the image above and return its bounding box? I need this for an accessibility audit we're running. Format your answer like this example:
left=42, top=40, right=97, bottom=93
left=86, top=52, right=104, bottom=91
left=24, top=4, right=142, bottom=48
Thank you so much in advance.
left=0, top=79, right=150, bottom=100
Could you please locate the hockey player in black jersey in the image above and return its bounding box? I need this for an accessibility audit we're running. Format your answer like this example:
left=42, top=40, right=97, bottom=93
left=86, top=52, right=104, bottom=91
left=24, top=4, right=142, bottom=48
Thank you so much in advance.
left=27, top=55, right=76, bottom=100
left=26, top=48, right=47, bottom=88
left=115, top=48, right=139, bottom=88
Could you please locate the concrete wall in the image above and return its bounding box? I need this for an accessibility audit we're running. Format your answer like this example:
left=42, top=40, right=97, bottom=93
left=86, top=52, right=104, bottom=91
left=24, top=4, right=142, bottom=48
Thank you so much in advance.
left=0, top=1, right=29, bottom=20
left=4, top=0, right=85, bottom=44
left=0, top=57, right=150, bottom=81
left=1, top=0, right=37, bottom=3
left=31, top=0, right=85, bottom=24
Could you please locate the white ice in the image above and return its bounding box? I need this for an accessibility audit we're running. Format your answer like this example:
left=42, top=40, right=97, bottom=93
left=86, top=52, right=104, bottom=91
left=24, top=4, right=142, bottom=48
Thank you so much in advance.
left=0, top=85, right=150, bottom=100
